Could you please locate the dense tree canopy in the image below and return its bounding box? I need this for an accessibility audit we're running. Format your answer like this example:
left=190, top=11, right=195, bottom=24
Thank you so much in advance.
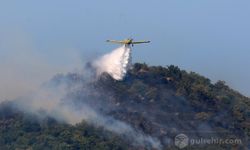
left=0, top=63, right=249, bottom=149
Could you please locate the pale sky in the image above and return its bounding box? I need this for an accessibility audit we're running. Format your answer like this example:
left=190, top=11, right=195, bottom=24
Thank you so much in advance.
left=0, top=0, right=249, bottom=97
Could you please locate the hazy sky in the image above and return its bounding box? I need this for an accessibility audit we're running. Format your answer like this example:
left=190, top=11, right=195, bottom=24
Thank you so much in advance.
left=0, top=0, right=250, bottom=97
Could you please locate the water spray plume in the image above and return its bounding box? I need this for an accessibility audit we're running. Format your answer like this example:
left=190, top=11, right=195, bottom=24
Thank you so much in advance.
left=93, top=45, right=132, bottom=80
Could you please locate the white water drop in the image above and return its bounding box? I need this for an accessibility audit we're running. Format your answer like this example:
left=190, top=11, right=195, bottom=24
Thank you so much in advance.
left=93, top=45, right=132, bottom=80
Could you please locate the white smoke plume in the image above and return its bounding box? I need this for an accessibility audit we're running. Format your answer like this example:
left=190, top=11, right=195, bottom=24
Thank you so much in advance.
left=92, top=45, right=132, bottom=80
left=12, top=76, right=162, bottom=149
left=2, top=44, right=162, bottom=149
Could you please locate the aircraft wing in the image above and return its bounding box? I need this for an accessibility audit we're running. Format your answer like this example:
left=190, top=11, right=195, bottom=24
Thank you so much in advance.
left=106, top=40, right=125, bottom=44
left=131, top=41, right=150, bottom=44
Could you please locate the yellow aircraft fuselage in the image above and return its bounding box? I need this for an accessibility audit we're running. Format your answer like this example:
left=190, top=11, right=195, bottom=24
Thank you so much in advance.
left=106, top=38, right=150, bottom=47
left=122, top=39, right=133, bottom=44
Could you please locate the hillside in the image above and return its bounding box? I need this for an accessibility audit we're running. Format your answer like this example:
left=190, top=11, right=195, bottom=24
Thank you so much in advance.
left=0, top=63, right=249, bottom=149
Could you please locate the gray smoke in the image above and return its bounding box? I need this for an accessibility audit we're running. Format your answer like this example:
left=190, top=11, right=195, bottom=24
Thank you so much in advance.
left=0, top=29, right=81, bottom=101
left=2, top=45, right=162, bottom=149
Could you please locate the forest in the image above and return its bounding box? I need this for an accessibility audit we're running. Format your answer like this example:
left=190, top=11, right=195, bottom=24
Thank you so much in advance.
left=0, top=63, right=249, bottom=149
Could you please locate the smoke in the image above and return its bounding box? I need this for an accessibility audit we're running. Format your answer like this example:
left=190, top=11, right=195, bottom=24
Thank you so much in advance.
left=1, top=43, right=162, bottom=149
left=92, top=45, right=132, bottom=80
left=0, top=29, right=81, bottom=101
left=11, top=72, right=162, bottom=149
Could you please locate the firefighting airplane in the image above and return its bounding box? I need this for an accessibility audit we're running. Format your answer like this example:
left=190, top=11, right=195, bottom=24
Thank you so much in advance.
left=106, top=38, right=150, bottom=47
